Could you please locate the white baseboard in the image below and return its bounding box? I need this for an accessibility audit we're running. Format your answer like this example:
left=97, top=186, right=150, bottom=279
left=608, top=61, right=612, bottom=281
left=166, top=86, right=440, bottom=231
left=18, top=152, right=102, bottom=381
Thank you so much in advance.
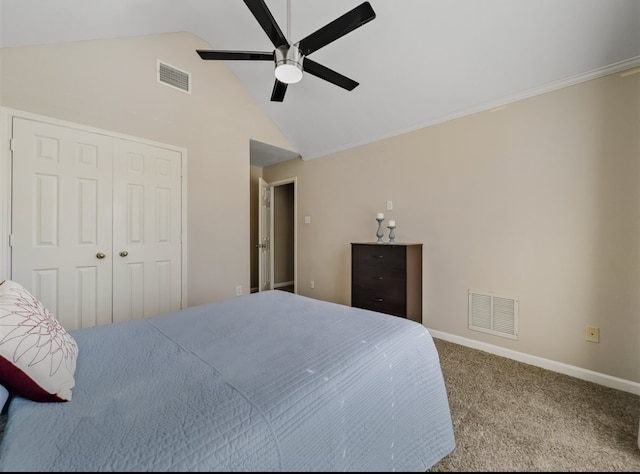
left=427, top=329, right=640, bottom=396
left=251, top=282, right=294, bottom=293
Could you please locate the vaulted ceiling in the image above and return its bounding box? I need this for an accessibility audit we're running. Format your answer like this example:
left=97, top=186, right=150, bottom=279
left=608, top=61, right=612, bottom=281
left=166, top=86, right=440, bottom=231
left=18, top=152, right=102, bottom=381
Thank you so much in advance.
left=2, top=0, right=639, bottom=165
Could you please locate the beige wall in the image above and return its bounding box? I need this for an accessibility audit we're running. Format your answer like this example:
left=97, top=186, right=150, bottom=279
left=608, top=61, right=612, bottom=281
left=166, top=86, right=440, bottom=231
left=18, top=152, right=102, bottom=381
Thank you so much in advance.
left=264, top=70, right=640, bottom=384
left=0, top=32, right=294, bottom=305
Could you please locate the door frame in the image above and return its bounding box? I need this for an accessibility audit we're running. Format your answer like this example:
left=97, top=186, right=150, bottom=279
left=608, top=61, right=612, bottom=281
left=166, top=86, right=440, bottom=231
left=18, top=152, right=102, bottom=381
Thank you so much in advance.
left=0, top=107, right=189, bottom=307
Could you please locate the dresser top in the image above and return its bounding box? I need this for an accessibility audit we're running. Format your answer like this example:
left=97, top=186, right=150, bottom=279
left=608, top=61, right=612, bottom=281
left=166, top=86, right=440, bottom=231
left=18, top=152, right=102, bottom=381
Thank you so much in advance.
left=351, top=242, right=423, bottom=246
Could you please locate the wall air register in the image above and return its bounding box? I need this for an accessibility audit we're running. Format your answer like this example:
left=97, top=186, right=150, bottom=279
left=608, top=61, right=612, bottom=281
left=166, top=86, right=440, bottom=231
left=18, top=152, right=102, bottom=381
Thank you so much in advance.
left=157, top=60, right=191, bottom=93
left=468, top=288, right=518, bottom=339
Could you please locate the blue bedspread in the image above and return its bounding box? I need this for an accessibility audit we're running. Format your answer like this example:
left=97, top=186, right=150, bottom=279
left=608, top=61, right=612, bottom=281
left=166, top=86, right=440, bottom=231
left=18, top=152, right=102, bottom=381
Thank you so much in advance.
left=0, top=291, right=454, bottom=471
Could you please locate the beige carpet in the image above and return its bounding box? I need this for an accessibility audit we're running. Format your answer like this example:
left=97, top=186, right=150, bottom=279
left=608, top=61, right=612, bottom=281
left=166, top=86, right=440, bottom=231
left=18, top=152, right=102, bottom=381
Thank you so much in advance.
left=428, top=338, right=640, bottom=472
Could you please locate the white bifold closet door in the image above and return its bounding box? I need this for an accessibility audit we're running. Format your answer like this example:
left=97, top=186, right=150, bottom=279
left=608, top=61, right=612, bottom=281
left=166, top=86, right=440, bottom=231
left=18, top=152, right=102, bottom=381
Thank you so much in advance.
left=10, top=117, right=182, bottom=331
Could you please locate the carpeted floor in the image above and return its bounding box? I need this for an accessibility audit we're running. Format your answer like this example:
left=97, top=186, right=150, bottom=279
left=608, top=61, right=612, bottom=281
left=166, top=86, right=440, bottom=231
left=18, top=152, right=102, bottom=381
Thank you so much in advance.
left=428, top=338, right=640, bottom=472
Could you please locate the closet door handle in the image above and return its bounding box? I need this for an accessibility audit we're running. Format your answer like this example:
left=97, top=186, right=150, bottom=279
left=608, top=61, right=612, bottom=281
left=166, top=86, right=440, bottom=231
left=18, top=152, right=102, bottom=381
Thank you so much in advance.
left=96, top=252, right=106, bottom=259
left=119, top=251, right=129, bottom=257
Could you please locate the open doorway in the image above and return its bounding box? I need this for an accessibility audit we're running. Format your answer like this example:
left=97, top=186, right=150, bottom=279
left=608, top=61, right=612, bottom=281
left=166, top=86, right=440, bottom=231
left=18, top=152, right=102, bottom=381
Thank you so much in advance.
left=270, top=178, right=296, bottom=293
left=249, top=142, right=298, bottom=294
left=250, top=174, right=296, bottom=294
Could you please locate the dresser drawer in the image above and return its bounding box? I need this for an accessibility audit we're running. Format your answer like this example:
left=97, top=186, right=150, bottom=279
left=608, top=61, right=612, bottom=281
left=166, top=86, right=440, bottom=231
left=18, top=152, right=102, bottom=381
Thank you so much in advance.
left=352, top=270, right=406, bottom=294
left=351, top=244, right=405, bottom=272
left=351, top=286, right=406, bottom=317
left=352, top=264, right=405, bottom=284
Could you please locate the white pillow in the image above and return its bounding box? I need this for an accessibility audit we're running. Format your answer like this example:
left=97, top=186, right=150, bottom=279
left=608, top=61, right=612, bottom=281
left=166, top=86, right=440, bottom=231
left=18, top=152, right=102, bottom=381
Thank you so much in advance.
left=0, top=280, right=78, bottom=402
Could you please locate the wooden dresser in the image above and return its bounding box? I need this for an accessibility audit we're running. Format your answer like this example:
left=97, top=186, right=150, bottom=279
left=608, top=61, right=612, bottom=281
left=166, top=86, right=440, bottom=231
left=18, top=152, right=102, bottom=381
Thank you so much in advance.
left=351, top=242, right=423, bottom=322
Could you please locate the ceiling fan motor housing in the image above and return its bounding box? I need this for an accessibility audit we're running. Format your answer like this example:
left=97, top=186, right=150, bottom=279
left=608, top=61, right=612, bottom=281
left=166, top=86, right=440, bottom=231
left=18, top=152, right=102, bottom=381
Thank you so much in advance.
left=275, top=45, right=303, bottom=83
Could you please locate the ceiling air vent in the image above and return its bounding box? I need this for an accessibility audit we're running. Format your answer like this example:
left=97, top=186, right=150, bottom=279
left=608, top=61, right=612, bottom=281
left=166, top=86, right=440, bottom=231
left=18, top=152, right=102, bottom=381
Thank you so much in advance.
left=468, top=289, right=518, bottom=340
left=157, top=60, right=191, bottom=93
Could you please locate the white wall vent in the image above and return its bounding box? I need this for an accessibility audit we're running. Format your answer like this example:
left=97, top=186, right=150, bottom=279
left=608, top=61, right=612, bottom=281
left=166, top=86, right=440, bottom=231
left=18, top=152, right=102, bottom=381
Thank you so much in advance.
left=157, top=60, right=191, bottom=93
left=468, top=289, right=518, bottom=339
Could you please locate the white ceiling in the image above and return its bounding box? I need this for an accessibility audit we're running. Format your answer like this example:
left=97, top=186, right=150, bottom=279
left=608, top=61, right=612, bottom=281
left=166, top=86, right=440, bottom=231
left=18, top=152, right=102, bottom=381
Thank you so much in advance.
left=1, top=0, right=639, bottom=167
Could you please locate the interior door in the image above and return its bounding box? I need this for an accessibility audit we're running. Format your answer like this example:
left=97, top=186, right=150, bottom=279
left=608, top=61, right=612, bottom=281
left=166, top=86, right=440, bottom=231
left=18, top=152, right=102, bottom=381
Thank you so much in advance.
left=258, top=177, right=273, bottom=292
left=10, top=117, right=114, bottom=330
left=111, top=139, right=183, bottom=321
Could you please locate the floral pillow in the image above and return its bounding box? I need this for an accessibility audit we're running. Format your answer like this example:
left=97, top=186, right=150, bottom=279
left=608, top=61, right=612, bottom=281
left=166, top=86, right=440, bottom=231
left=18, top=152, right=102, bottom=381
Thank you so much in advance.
left=0, top=280, right=78, bottom=402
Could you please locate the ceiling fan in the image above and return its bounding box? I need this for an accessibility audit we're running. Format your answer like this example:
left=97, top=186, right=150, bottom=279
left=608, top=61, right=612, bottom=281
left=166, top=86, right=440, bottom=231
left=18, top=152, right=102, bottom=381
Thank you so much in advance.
left=196, top=0, right=376, bottom=102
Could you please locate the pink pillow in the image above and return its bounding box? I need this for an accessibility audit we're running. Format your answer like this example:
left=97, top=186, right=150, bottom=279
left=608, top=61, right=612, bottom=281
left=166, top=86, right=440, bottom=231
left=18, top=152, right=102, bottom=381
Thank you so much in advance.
left=0, top=280, right=78, bottom=402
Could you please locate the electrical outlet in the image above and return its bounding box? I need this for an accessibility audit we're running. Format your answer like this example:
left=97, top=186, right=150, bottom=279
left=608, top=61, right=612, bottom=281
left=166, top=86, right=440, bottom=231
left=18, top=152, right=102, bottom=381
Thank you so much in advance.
left=235, top=285, right=243, bottom=296
left=585, top=326, right=599, bottom=343
left=310, top=280, right=315, bottom=289
left=386, top=200, right=393, bottom=210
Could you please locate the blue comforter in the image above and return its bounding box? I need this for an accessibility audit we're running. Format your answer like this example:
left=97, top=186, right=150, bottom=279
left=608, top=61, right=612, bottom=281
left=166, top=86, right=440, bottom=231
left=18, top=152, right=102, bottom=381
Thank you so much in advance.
left=0, top=291, right=454, bottom=471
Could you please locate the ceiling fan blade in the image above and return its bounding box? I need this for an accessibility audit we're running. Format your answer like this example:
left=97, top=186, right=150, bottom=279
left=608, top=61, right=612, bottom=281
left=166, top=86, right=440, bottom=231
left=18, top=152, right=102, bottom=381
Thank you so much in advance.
left=303, top=58, right=359, bottom=91
left=271, top=79, right=288, bottom=102
left=244, top=0, right=289, bottom=49
left=197, top=50, right=273, bottom=61
left=296, top=1, right=376, bottom=56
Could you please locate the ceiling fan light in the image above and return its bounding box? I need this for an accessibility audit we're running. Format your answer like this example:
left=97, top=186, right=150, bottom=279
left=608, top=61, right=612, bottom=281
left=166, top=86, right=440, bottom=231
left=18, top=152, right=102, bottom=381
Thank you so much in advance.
left=275, top=63, right=303, bottom=84
left=275, top=45, right=303, bottom=84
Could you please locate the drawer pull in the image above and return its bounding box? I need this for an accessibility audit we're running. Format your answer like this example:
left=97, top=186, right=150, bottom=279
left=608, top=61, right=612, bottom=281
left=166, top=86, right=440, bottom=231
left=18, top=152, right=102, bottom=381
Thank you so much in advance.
left=373, top=298, right=384, bottom=302
left=374, top=276, right=383, bottom=280
left=373, top=255, right=384, bottom=259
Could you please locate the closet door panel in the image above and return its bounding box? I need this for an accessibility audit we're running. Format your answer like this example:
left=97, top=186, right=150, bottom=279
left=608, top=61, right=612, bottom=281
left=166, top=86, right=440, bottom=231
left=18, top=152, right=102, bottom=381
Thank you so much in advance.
left=112, top=139, right=182, bottom=322
left=11, top=117, right=113, bottom=330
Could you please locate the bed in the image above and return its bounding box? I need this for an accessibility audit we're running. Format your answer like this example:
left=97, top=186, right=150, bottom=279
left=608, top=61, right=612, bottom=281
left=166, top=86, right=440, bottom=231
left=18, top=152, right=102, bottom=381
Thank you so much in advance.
left=0, top=282, right=455, bottom=472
